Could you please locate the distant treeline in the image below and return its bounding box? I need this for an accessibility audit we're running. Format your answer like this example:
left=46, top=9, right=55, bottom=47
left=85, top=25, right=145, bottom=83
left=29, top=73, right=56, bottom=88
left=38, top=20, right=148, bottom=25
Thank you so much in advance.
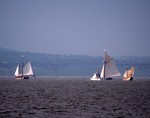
left=0, top=47, right=150, bottom=77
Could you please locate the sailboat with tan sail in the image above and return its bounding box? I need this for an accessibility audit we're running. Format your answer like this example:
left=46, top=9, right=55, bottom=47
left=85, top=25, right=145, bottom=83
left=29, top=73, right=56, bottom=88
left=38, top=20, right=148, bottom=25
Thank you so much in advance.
left=123, top=66, right=135, bottom=81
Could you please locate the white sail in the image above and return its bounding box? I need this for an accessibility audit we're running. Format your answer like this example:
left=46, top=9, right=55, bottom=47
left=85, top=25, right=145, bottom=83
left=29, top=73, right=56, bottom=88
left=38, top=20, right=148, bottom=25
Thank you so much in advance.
left=101, top=51, right=121, bottom=79
left=100, top=64, right=105, bottom=78
left=14, top=65, right=19, bottom=76
left=23, top=62, right=34, bottom=76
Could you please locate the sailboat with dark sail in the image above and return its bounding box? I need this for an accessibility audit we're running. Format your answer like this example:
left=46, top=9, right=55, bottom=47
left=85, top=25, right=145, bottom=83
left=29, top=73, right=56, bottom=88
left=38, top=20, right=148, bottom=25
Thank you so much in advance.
left=100, top=50, right=121, bottom=80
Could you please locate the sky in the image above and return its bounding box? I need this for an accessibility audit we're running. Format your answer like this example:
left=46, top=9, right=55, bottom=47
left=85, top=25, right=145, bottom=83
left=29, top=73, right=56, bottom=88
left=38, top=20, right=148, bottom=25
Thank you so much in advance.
left=0, top=0, right=150, bottom=57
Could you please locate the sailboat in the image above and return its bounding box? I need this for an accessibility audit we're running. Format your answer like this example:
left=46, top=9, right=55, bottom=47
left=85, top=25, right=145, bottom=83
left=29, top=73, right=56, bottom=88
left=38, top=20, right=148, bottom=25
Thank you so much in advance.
left=123, top=66, right=134, bottom=81
left=100, top=50, right=121, bottom=80
left=14, top=61, right=35, bottom=79
left=90, top=68, right=101, bottom=81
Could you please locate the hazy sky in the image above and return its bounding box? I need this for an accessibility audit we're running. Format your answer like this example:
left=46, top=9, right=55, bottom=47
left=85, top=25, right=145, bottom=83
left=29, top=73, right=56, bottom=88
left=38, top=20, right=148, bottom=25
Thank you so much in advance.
left=0, top=0, right=150, bottom=56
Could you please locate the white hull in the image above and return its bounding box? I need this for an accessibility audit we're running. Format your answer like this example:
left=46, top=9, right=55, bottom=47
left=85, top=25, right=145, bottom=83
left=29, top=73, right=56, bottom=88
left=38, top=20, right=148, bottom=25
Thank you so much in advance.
left=90, top=73, right=101, bottom=81
left=15, top=77, right=24, bottom=80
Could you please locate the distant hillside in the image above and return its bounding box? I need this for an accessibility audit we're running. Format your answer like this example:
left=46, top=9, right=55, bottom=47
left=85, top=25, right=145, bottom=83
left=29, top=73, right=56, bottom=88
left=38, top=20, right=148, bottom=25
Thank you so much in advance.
left=0, top=47, right=150, bottom=77
left=0, top=47, right=103, bottom=76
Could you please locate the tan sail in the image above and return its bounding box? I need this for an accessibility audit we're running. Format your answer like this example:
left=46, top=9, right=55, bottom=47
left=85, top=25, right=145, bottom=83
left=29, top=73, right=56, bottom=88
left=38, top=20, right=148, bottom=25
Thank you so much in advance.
left=123, top=66, right=134, bottom=81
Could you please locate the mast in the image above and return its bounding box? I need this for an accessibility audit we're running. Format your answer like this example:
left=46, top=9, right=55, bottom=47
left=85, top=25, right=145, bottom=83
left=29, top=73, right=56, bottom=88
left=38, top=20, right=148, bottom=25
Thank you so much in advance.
left=100, top=50, right=107, bottom=79
left=21, top=55, right=24, bottom=77
left=103, top=50, right=106, bottom=79
left=103, top=61, right=106, bottom=79
left=126, top=66, right=128, bottom=78
left=96, top=67, right=99, bottom=74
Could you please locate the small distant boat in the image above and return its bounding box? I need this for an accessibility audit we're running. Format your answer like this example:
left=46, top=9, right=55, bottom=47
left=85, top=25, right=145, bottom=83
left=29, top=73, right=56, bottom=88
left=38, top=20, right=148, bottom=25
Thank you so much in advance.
left=90, top=68, right=101, bottom=81
left=100, top=50, right=121, bottom=80
left=14, top=56, right=35, bottom=79
left=123, top=66, right=134, bottom=81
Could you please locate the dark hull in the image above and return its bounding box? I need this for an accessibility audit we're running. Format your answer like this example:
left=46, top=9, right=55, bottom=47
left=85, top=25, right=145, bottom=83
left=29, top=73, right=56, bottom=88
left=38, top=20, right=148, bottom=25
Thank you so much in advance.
left=23, top=76, right=29, bottom=79
left=129, top=77, right=133, bottom=81
left=105, top=77, right=113, bottom=80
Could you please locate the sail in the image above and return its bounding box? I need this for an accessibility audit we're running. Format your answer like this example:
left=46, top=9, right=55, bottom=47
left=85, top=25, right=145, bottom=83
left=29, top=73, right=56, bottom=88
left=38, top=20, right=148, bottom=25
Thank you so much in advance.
left=14, top=65, right=19, bottom=76
left=101, top=51, right=121, bottom=78
left=123, top=66, right=134, bottom=80
left=100, top=64, right=105, bottom=78
left=23, top=62, right=34, bottom=76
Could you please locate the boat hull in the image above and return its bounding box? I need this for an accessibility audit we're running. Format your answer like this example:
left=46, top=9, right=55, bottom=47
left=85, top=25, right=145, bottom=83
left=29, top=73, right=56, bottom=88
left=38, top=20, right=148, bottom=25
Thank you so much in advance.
left=15, top=76, right=29, bottom=80
left=105, top=77, right=113, bottom=80
left=123, top=77, right=134, bottom=81
left=90, top=73, right=101, bottom=81
left=90, top=78, right=101, bottom=81
left=23, top=76, right=29, bottom=79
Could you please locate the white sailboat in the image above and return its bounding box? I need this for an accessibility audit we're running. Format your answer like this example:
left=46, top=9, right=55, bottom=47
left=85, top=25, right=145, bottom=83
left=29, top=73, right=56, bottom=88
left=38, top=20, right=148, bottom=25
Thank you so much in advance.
left=90, top=68, right=101, bottom=81
left=123, top=66, right=134, bottom=81
left=14, top=62, right=34, bottom=79
left=100, top=50, right=121, bottom=80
